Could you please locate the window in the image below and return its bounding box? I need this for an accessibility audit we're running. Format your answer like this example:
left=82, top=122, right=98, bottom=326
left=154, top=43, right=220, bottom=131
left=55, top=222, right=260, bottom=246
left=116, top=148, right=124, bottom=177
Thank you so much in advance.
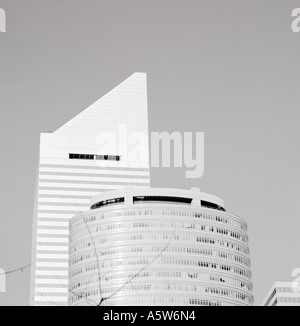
left=69, top=153, right=121, bottom=161
left=69, top=153, right=94, bottom=160
left=91, top=197, right=125, bottom=210
left=95, top=155, right=121, bottom=161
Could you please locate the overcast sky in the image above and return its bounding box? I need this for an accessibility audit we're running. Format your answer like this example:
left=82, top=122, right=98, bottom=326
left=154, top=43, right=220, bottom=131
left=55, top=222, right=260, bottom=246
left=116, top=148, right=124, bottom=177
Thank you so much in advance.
left=0, top=0, right=300, bottom=306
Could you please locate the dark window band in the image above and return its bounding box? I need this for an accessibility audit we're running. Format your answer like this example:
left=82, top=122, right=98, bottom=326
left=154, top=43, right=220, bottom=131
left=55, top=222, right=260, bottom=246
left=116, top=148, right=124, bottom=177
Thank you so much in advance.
left=69, top=153, right=120, bottom=161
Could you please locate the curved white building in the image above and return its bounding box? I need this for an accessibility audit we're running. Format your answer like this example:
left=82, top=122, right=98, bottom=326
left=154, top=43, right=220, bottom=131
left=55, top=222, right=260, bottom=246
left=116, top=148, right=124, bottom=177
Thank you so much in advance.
left=69, top=187, right=254, bottom=306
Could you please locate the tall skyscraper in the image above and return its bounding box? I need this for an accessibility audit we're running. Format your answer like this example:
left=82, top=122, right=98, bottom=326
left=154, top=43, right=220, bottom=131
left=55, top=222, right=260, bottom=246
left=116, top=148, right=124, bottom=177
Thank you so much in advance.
left=30, top=73, right=151, bottom=306
left=69, top=187, right=254, bottom=306
left=262, top=281, right=300, bottom=306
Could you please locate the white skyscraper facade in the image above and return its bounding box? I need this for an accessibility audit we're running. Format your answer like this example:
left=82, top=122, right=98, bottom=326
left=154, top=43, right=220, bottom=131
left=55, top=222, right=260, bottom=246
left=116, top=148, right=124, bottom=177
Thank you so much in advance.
left=30, top=73, right=150, bottom=306
left=262, top=281, right=300, bottom=306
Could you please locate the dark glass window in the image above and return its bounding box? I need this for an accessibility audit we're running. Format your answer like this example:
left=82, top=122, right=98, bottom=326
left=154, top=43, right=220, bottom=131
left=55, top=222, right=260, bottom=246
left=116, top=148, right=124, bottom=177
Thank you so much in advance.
left=69, top=153, right=121, bottom=161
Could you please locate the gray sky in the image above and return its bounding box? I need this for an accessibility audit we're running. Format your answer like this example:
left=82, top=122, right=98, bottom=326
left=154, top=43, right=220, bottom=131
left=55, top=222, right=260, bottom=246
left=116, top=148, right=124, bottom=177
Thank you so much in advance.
left=0, top=0, right=300, bottom=306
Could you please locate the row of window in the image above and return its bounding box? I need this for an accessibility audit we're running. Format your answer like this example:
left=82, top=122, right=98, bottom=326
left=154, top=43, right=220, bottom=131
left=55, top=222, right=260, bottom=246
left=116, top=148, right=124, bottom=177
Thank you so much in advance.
left=36, top=258, right=68, bottom=263
left=276, top=296, right=300, bottom=303
left=159, top=258, right=250, bottom=277
left=72, top=218, right=247, bottom=241
left=38, top=202, right=89, bottom=207
left=70, top=232, right=249, bottom=256
left=69, top=288, right=245, bottom=306
left=35, top=292, right=67, bottom=297
left=39, top=194, right=92, bottom=200
left=276, top=286, right=299, bottom=293
left=37, top=242, right=69, bottom=247
left=38, top=209, right=88, bottom=215
left=68, top=283, right=251, bottom=304
left=35, top=266, right=68, bottom=271
left=35, top=275, right=68, bottom=280
left=188, top=299, right=223, bottom=306
left=70, top=256, right=250, bottom=279
left=37, top=233, right=68, bottom=239
left=69, top=270, right=252, bottom=293
left=70, top=294, right=230, bottom=306
left=69, top=275, right=101, bottom=292
left=37, top=225, right=69, bottom=231
left=39, top=178, right=149, bottom=186
left=70, top=245, right=249, bottom=268
left=40, top=171, right=149, bottom=179
left=36, top=283, right=67, bottom=288
left=205, top=287, right=249, bottom=301
left=39, top=187, right=114, bottom=193
left=70, top=220, right=247, bottom=243
left=208, top=274, right=252, bottom=291
left=37, top=218, right=69, bottom=224
left=72, top=209, right=246, bottom=232
left=71, top=233, right=249, bottom=257
left=40, top=163, right=149, bottom=172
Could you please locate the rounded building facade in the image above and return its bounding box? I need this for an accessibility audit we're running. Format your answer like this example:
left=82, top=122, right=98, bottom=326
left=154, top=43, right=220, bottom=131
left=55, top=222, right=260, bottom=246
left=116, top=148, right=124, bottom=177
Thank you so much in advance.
left=69, top=187, right=254, bottom=306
